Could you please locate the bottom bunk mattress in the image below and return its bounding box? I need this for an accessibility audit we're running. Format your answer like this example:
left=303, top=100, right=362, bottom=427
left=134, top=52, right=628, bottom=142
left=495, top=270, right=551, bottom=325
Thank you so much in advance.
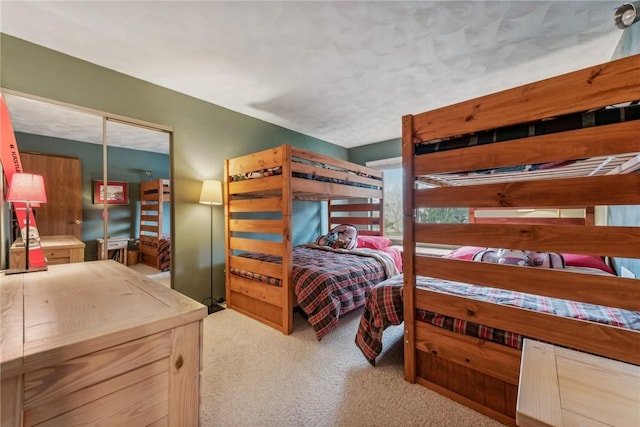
left=231, top=244, right=399, bottom=339
left=355, top=273, right=640, bottom=365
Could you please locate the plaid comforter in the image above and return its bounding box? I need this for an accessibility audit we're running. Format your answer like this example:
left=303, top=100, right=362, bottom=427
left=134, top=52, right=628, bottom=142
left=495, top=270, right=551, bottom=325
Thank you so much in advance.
left=232, top=244, right=398, bottom=340
left=158, top=235, right=171, bottom=272
left=355, top=274, right=640, bottom=365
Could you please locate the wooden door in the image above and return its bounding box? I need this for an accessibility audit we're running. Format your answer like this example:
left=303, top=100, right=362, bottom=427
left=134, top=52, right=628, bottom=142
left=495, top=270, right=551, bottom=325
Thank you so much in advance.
left=20, top=152, right=83, bottom=239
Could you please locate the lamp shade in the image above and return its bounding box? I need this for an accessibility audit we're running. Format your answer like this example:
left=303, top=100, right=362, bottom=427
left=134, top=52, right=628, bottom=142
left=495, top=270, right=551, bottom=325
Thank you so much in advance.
left=6, top=173, right=47, bottom=203
left=199, top=179, right=223, bottom=205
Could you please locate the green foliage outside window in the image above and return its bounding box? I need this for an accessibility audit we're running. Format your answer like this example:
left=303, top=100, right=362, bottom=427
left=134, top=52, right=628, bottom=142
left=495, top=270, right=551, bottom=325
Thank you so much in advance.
left=381, top=167, right=468, bottom=238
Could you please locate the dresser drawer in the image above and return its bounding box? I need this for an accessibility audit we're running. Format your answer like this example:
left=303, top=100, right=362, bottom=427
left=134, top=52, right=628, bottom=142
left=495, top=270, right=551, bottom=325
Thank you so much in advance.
left=42, top=249, right=71, bottom=264
left=22, top=330, right=172, bottom=426
left=24, top=363, right=169, bottom=426
left=23, top=330, right=171, bottom=409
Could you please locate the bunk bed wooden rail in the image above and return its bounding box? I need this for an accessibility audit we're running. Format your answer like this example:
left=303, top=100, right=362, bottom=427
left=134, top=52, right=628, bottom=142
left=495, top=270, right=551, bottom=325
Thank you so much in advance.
left=139, top=178, right=171, bottom=270
left=225, top=144, right=383, bottom=334
left=402, top=54, right=640, bottom=425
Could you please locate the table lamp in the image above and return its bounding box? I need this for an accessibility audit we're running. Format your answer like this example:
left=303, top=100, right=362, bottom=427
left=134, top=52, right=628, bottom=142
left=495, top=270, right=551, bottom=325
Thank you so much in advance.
left=5, top=173, right=48, bottom=274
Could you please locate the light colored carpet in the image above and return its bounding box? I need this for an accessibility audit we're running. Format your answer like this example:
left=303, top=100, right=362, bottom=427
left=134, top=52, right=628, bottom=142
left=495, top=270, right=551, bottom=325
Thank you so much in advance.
left=200, top=308, right=505, bottom=427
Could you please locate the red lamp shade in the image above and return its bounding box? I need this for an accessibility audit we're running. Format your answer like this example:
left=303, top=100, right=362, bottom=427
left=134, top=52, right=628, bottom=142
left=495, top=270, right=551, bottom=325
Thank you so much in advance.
left=6, top=173, right=47, bottom=203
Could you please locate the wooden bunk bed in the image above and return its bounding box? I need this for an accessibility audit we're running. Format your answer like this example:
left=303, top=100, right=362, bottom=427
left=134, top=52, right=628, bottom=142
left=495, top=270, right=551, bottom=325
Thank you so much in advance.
left=139, top=178, right=171, bottom=271
left=224, top=144, right=393, bottom=337
left=398, top=54, right=640, bottom=425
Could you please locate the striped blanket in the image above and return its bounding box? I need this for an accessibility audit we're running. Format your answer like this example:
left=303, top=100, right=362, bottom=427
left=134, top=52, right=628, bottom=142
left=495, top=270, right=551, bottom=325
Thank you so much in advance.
left=232, top=244, right=398, bottom=340
left=355, top=273, right=640, bottom=365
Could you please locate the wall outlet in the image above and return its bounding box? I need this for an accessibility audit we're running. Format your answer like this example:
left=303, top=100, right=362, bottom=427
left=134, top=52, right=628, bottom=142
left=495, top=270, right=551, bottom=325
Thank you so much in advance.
left=620, top=266, right=636, bottom=278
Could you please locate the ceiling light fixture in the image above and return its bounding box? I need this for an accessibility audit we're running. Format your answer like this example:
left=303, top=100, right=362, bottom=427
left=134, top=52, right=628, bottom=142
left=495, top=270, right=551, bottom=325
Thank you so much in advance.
left=614, top=2, right=640, bottom=29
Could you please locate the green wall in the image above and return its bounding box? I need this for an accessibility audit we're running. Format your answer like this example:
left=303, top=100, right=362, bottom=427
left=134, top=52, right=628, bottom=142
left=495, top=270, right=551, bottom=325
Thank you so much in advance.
left=15, top=131, right=170, bottom=260
left=1, top=34, right=346, bottom=303
left=348, top=137, right=400, bottom=166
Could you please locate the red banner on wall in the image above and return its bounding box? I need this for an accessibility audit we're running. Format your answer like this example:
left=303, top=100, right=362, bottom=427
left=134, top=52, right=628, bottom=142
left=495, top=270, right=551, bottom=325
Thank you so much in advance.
left=1, top=95, right=47, bottom=269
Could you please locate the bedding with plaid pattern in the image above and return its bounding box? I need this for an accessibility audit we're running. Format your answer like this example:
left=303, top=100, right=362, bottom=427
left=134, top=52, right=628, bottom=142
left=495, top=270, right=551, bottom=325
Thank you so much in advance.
left=231, top=244, right=398, bottom=340
left=355, top=273, right=640, bottom=365
left=158, top=235, right=171, bottom=272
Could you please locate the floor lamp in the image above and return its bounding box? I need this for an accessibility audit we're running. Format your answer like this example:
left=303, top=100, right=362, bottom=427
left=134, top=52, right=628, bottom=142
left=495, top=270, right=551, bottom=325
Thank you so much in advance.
left=199, top=179, right=225, bottom=314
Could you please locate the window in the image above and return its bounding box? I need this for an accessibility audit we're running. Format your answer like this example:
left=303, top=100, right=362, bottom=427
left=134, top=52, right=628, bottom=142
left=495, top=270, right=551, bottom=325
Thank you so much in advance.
left=367, top=157, right=468, bottom=239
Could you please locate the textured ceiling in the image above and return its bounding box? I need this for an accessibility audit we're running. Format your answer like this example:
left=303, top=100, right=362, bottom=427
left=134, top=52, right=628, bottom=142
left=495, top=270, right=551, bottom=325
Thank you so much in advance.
left=0, top=1, right=625, bottom=150
left=3, top=94, right=171, bottom=154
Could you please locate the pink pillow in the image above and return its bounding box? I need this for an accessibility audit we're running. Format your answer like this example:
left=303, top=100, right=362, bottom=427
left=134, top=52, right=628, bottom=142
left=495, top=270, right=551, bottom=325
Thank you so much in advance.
left=562, top=253, right=615, bottom=275
left=383, top=246, right=403, bottom=273
left=357, top=235, right=392, bottom=251
left=444, top=246, right=485, bottom=260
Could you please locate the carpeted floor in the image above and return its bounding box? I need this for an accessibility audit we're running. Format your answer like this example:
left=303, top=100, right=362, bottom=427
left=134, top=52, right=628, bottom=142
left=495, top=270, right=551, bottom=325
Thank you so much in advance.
left=200, top=308, right=505, bottom=427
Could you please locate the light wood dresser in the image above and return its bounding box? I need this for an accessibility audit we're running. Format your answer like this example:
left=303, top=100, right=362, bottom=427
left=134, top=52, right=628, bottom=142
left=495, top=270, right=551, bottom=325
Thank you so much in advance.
left=10, top=235, right=85, bottom=269
left=1, top=260, right=207, bottom=426
left=516, top=339, right=640, bottom=427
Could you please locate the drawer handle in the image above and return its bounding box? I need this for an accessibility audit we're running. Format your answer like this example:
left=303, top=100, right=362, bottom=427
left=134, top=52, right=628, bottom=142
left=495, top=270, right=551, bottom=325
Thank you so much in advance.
left=175, top=355, right=184, bottom=370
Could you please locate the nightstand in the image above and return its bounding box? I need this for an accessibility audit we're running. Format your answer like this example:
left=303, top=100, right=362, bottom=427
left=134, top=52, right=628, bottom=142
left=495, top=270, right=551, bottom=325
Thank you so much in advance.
left=97, top=237, right=129, bottom=265
left=10, top=235, right=85, bottom=268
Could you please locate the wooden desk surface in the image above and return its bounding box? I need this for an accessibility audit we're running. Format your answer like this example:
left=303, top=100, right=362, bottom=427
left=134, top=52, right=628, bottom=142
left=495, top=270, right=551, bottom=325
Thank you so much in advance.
left=1, top=260, right=206, bottom=377
left=10, top=235, right=85, bottom=250
left=517, top=339, right=640, bottom=427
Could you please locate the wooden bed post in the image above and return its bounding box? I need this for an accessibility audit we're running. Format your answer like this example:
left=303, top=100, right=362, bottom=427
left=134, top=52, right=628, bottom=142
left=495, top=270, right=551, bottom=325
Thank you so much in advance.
left=402, top=114, right=416, bottom=383
left=223, top=160, right=231, bottom=310
left=281, top=144, right=294, bottom=334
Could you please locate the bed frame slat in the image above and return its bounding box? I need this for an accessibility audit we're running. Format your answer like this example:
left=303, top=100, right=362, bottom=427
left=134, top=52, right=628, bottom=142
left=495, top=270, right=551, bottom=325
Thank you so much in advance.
left=411, top=55, right=640, bottom=142
left=414, top=120, right=640, bottom=176
left=229, top=237, right=284, bottom=257
left=415, top=322, right=522, bottom=385
left=415, top=174, right=640, bottom=208
left=229, top=255, right=283, bottom=280
left=228, top=197, right=283, bottom=213
left=414, top=290, right=640, bottom=365
left=415, top=256, right=640, bottom=312
left=414, top=223, right=640, bottom=258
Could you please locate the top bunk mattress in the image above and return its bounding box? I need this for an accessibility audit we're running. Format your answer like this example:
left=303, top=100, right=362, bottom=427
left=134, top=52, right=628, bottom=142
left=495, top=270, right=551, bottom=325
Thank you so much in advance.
left=226, top=144, right=383, bottom=200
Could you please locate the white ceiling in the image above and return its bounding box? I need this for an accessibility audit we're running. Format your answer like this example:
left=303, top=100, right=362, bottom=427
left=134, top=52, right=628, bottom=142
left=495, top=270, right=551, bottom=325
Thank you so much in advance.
left=0, top=1, right=626, bottom=150
left=2, top=94, right=171, bottom=154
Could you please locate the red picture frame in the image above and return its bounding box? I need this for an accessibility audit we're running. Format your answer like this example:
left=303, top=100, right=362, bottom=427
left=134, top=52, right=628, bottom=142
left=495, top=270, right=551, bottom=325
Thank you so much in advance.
left=93, top=180, right=129, bottom=205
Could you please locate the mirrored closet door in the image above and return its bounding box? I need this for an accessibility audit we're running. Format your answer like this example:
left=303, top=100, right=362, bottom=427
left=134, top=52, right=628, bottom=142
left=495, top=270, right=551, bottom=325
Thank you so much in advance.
left=1, top=92, right=172, bottom=284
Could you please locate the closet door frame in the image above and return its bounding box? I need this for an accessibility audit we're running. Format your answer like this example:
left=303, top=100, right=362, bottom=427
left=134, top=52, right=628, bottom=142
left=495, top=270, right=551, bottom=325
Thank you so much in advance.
left=0, top=89, right=173, bottom=266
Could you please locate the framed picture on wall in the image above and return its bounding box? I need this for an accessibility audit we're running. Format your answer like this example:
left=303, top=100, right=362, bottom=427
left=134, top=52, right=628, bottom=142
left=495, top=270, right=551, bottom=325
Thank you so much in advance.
left=93, top=180, right=129, bottom=205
